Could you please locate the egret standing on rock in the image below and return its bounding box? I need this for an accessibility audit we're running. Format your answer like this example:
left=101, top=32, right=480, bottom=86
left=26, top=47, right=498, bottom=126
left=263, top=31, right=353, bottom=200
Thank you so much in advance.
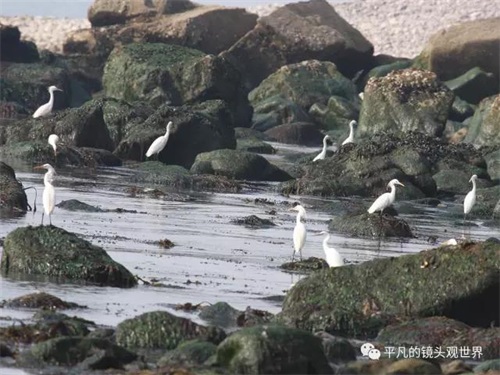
left=48, top=134, right=59, bottom=158
left=33, top=86, right=63, bottom=118
left=464, top=174, right=478, bottom=221
left=342, top=120, right=356, bottom=146
left=313, top=135, right=331, bottom=162
left=34, top=164, right=56, bottom=225
left=368, top=179, right=405, bottom=215
left=319, top=231, right=344, bottom=267
left=145, top=121, right=173, bottom=161
left=289, top=204, right=307, bottom=261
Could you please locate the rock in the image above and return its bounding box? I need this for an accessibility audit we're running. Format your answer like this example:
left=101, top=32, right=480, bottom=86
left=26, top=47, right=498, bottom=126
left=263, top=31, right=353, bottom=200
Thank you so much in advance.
left=103, top=43, right=251, bottom=126
left=236, top=307, right=274, bottom=329
left=190, top=149, right=292, bottom=182
left=484, top=149, right=500, bottom=182
left=386, top=359, right=442, bottom=375
left=20, top=337, right=136, bottom=369
left=56, top=200, right=104, bottom=212
left=1, top=292, right=84, bottom=309
left=416, top=18, right=500, bottom=103
left=443, top=327, right=499, bottom=360
left=444, top=67, right=496, bottom=105
left=157, top=339, right=216, bottom=367
left=216, top=325, right=333, bottom=374
left=221, top=0, right=373, bottom=92
left=0, top=342, right=14, bottom=357
left=115, top=311, right=226, bottom=349
left=280, top=257, right=329, bottom=272
left=340, top=359, right=393, bottom=375
left=474, top=359, right=500, bottom=374
left=315, top=332, right=356, bottom=364
left=115, top=101, right=236, bottom=168
left=0, top=24, right=39, bottom=63
left=0, top=162, right=28, bottom=212
left=236, top=138, right=275, bottom=154
left=1, top=226, right=137, bottom=288
left=464, top=95, right=500, bottom=147
left=449, top=96, right=475, bottom=122
left=358, top=69, right=454, bottom=138
left=441, top=360, right=472, bottom=375
left=234, top=127, right=272, bottom=141
left=364, top=59, right=413, bottom=83
left=433, top=171, right=491, bottom=196
left=329, top=212, right=414, bottom=238
left=309, top=95, right=359, bottom=133
left=231, top=215, right=276, bottom=228
left=279, top=241, right=499, bottom=338
left=264, top=123, right=325, bottom=146
left=251, top=96, right=310, bottom=131
left=199, top=302, right=241, bottom=330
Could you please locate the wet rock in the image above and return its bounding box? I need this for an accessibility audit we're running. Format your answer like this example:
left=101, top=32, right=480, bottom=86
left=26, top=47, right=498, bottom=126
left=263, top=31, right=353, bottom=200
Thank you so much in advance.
left=190, top=149, right=292, bottom=182
left=216, top=325, right=333, bottom=374
left=264, top=123, right=325, bottom=146
left=484, top=149, right=500, bottom=182
left=157, top=339, right=217, bottom=367
left=0, top=341, right=14, bottom=357
left=474, top=359, right=500, bottom=374
left=88, top=328, right=115, bottom=340
left=309, top=95, right=359, bottom=133
left=386, top=359, right=442, bottom=375
left=199, top=302, right=241, bottom=330
left=236, top=307, right=274, bottom=328
left=464, top=95, right=500, bottom=147
left=1, top=292, right=84, bottom=310
left=1, top=226, right=137, bottom=288
left=329, top=212, right=414, bottom=238
left=358, top=69, right=454, bottom=138
left=19, top=337, right=136, bottom=369
left=115, top=101, right=237, bottom=168
left=364, top=59, right=413, bottom=84
left=0, top=24, right=39, bottom=63
left=315, top=332, right=356, bottom=364
left=221, top=0, right=373, bottom=91
left=416, top=18, right=500, bottom=104
left=236, top=138, right=275, bottom=155
left=280, top=257, right=329, bottom=272
left=449, top=96, right=476, bottom=122
left=0, top=162, right=28, bottom=212
left=56, top=199, right=104, bottom=212
left=234, top=127, right=272, bottom=141
left=231, top=215, right=275, bottom=229
left=116, top=311, right=226, bottom=350
left=444, top=67, right=496, bottom=105
left=433, top=171, right=492, bottom=196
left=251, top=96, right=310, bottom=131
left=279, top=241, right=500, bottom=338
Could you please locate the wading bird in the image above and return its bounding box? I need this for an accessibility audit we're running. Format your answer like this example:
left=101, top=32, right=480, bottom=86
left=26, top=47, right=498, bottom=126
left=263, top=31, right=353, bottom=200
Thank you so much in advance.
left=319, top=231, right=344, bottom=267
left=33, top=86, right=63, bottom=118
left=464, top=174, right=478, bottom=221
left=145, top=121, right=173, bottom=161
left=342, top=120, right=357, bottom=146
left=48, top=134, right=59, bottom=158
left=368, top=179, right=405, bottom=214
left=313, top=135, right=331, bottom=162
left=289, top=204, right=307, bottom=261
left=34, top=164, right=56, bottom=225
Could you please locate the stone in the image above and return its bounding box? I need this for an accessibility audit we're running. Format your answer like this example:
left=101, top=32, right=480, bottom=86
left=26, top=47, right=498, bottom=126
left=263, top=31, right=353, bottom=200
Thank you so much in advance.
left=0, top=24, right=39, bottom=63
left=1, top=292, right=83, bottom=310
left=0, top=162, right=28, bottom=212
left=465, top=95, right=500, bottom=147
left=444, top=67, right=496, bottom=105
left=264, top=123, right=325, bottom=146
left=157, top=339, right=217, bottom=367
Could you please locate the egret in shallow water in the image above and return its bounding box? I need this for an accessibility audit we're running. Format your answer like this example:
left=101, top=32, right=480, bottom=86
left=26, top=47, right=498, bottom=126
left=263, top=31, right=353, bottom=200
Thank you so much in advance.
left=146, top=121, right=173, bottom=161
left=464, top=174, right=478, bottom=220
left=368, top=179, right=405, bottom=214
left=342, top=120, right=356, bottom=146
left=289, top=204, right=307, bottom=261
left=34, top=163, right=56, bottom=225
left=313, top=135, right=331, bottom=162
left=48, top=134, right=59, bottom=158
left=33, top=86, right=63, bottom=118
left=319, top=231, right=344, bottom=267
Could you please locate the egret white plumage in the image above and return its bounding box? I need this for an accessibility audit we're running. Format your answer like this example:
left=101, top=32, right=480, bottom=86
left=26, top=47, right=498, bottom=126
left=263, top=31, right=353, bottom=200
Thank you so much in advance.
left=313, top=135, right=331, bottom=162
left=358, top=92, right=364, bottom=100
left=367, top=179, right=405, bottom=214
left=33, top=86, right=63, bottom=118
left=289, top=204, right=307, bottom=261
left=342, top=120, right=356, bottom=146
left=319, top=231, right=344, bottom=267
left=48, top=134, right=59, bottom=158
left=464, top=174, right=478, bottom=218
left=145, top=121, right=173, bottom=160
left=34, top=163, right=56, bottom=225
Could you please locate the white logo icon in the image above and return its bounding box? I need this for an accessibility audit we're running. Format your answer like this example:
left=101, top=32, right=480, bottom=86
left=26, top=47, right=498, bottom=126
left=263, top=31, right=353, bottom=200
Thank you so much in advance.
left=368, top=348, right=381, bottom=360
left=361, top=343, right=381, bottom=360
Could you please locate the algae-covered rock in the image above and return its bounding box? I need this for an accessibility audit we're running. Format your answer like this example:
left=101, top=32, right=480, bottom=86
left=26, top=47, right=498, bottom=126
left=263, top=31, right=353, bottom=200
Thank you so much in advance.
left=279, top=241, right=499, bottom=338
left=236, top=138, right=275, bottom=154
left=315, top=332, right=356, bottom=364
left=115, top=311, right=226, bottom=350
left=158, top=339, right=217, bottom=367
left=251, top=96, right=310, bottom=131
left=199, top=302, right=242, bottom=330
left=358, top=69, right=454, bottom=138
left=309, top=95, right=359, bottom=132
left=484, top=149, right=500, bottom=182
left=264, top=122, right=325, bottom=146
left=464, top=95, right=500, bottom=147
left=329, top=212, right=414, bottom=238
left=216, top=325, right=333, bottom=374
left=0, top=162, right=28, bottom=212
left=191, top=149, right=291, bottom=182
left=1, top=292, right=83, bottom=309
left=444, top=67, right=496, bottom=105
left=56, top=199, right=104, bottom=212
left=1, top=226, right=137, bottom=288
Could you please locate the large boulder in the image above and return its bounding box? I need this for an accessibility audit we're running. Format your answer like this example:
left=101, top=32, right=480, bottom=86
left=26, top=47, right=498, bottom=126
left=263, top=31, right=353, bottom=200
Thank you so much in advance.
left=264, top=123, right=325, bottom=146
left=279, top=240, right=500, bottom=338
left=358, top=69, right=454, bottom=138
left=415, top=17, right=500, bottom=103
left=1, top=226, right=137, bottom=288
left=216, top=325, right=333, bottom=374
left=190, top=149, right=292, bottom=182
left=444, top=67, right=496, bottom=105
left=0, top=162, right=28, bottom=212
left=0, top=24, right=39, bottom=63
left=115, top=101, right=236, bottom=168
left=464, top=95, right=500, bottom=147
left=221, top=0, right=373, bottom=92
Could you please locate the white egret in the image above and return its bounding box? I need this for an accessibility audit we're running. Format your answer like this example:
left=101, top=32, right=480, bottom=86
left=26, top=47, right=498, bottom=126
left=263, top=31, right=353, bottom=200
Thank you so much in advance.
left=342, top=120, right=356, bottom=146
left=34, top=164, right=56, bottom=225
left=48, top=134, right=59, bottom=158
left=464, top=174, right=478, bottom=219
left=319, top=231, right=344, bottom=267
left=289, top=204, right=307, bottom=261
left=145, top=121, right=173, bottom=160
left=368, top=179, right=405, bottom=214
left=313, top=135, right=331, bottom=162
left=33, top=86, right=63, bottom=118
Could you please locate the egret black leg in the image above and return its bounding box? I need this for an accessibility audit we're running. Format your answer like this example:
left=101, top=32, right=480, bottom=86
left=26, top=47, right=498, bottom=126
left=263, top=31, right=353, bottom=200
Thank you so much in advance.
left=49, top=215, right=52, bottom=226
left=291, top=250, right=295, bottom=262
left=41, top=212, right=44, bottom=226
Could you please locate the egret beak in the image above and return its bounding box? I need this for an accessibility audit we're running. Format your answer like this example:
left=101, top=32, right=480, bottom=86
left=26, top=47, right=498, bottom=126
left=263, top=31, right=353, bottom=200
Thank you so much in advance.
left=55, top=87, right=63, bottom=92
left=33, top=165, right=44, bottom=170
left=398, top=182, right=405, bottom=187
left=288, top=207, right=296, bottom=212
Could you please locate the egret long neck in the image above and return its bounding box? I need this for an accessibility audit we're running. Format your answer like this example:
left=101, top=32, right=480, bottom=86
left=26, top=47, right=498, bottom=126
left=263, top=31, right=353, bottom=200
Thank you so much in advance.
left=44, top=171, right=55, bottom=185
left=389, top=184, right=397, bottom=201
left=471, top=179, right=477, bottom=192
left=322, top=234, right=330, bottom=248
left=349, top=123, right=354, bottom=138
left=322, top=137, right=328, bottom=151
left=296, top=211, right=304, bottom=224
left=48, top=90, right=55, bottom=107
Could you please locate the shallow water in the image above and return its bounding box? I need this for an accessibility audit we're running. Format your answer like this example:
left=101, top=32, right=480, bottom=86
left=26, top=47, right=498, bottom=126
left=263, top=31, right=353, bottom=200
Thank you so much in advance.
left=0, top=144, right=494, bottom=332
